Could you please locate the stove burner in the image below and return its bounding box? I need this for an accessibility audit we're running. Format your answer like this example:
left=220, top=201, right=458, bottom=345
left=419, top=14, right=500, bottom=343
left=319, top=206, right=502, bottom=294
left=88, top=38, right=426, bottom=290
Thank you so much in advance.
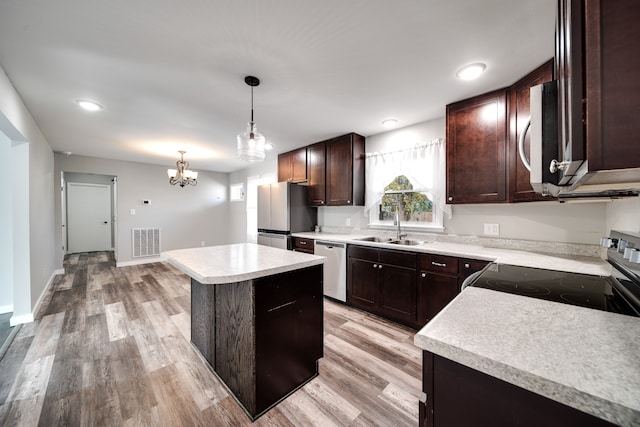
left=484, top=279, right=552, bottom=296
left=559, top=293, right=604, bottom=308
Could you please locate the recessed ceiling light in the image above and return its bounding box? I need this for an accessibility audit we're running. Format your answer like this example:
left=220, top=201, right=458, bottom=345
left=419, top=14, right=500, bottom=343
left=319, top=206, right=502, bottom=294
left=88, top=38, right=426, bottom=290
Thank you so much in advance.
left=382, top=118, right=398, bottom=129
left=75, top=99, right=103, bottom=111
left=265, top=142, right=274, bottom=150
left=456, top=63, right=487, bottom=81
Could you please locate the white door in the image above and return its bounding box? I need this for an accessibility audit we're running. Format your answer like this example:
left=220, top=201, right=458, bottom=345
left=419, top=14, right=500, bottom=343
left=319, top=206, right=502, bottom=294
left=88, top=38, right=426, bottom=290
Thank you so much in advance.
left=67, top=182, right=112, bottom=253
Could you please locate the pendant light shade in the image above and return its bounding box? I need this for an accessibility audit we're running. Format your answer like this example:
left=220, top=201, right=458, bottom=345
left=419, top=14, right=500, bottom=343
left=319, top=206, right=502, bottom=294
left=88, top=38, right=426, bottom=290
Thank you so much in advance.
left=236, top=76, right=266, bottom=162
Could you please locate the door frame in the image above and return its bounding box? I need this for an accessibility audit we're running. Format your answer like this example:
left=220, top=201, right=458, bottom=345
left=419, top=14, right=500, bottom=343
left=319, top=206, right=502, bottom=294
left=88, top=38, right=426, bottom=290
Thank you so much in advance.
left=61, top=172, right=118, bottom=258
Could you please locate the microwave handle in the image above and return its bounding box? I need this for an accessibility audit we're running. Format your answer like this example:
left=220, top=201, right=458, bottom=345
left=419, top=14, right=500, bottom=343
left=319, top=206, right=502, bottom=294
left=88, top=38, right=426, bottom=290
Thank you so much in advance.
left=518, top=117, right=532, bottom=172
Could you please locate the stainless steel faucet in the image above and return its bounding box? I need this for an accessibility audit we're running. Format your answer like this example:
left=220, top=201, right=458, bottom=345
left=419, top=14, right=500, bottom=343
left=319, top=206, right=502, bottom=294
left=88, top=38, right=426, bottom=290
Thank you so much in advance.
left=394, top=196, right=407, bottom=241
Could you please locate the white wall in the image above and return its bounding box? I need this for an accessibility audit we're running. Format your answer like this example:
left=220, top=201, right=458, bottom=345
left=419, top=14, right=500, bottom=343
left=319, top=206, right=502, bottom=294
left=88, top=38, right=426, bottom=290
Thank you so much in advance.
left=54, top=154, right=231, bottom=265
left=606, top=198, right=640, bottom=234
left=0, top=131, right=14, bottom=313
left=0, top=65, right=57, bottom=324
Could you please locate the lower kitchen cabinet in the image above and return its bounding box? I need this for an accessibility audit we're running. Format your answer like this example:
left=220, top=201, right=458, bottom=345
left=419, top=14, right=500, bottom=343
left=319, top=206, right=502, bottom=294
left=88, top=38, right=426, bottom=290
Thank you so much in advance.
left=348, top=245, right=417, bottom=327
left=292, top=237, right=314, bottom=254
left=420, top=351, right=616, bottom=427
left=349, top=246, right=489, bottom=329
left=379, top=263, right=417, bottom=323
left=418, top=255, right=488, bottom=326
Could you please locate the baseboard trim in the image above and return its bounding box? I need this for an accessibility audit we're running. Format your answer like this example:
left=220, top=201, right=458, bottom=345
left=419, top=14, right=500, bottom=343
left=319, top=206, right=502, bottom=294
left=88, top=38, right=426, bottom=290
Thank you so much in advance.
left=10, top=268, right=64, bottom=326
left=0, top=305, right=13, bottom=315
left=10, top=313, right=33, bottom=326
left=116, top=257, right=163, bottom=268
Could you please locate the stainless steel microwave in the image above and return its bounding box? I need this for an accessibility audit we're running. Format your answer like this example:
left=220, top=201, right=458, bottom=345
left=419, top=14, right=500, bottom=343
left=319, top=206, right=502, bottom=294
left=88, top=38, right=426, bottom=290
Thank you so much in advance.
left=520, top=81, right=640, bottom=200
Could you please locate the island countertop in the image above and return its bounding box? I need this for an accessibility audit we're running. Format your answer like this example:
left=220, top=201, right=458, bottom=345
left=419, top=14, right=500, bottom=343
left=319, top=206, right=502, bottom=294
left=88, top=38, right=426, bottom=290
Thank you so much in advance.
left=162, top=243, right=325, bottom=284
left=414, top=287, right=640, bottom=427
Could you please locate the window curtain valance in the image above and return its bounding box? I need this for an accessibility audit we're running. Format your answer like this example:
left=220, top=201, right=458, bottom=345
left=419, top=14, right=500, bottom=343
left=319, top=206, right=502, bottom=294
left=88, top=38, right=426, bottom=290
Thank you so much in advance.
left=364, top=138, right=451, bottom=219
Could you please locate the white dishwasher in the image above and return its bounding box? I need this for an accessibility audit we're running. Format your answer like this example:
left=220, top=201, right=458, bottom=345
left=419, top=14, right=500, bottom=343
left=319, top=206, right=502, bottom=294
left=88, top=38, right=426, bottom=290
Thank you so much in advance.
left=314, top=240, right=347, bottom=302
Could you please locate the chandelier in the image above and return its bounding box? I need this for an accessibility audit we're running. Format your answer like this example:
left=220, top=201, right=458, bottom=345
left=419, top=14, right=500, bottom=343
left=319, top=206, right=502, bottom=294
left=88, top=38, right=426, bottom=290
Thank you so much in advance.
left=236, top=75, right=266, bottom=162
left=167, top=150, right=198, bottom=187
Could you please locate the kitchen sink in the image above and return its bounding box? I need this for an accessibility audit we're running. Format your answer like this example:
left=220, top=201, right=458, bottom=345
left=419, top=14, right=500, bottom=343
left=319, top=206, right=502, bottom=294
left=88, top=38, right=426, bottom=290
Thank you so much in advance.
left=354, top=236, right=395, bottom=243
left=388, top=239, right=424, bottom=246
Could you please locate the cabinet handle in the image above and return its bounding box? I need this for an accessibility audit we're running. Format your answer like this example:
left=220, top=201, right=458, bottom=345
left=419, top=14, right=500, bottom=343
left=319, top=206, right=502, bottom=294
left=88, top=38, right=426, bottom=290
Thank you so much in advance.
left=373, top=264, right=378, bottom=268
left=421, top=272, right=426, bottom=278
left=448, top=196, right=453, bottom=202
left=464, top=263, right=470, bottom=269
left=347, top=200, right=351, bottom=203
left=378, top=265, right=382, bottom=269
left=432, top=261, right=447, bottom=268
left=300, top=241, right=307, bottom=245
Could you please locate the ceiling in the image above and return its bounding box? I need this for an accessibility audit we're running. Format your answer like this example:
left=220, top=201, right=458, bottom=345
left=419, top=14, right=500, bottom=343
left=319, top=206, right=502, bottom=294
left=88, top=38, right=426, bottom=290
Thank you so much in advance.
left=0, top=0, right=556, bottom=173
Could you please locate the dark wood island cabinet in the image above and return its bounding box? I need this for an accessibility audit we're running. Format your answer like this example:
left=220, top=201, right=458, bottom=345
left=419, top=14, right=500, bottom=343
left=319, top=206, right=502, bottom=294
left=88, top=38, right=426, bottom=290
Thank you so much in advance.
left=163, top=244, right=325, bottom=420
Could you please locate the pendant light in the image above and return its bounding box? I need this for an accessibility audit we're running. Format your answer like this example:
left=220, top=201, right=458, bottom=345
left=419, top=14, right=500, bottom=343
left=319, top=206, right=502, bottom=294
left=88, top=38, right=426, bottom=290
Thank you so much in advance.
left=236, top=76, right=266, bottom=162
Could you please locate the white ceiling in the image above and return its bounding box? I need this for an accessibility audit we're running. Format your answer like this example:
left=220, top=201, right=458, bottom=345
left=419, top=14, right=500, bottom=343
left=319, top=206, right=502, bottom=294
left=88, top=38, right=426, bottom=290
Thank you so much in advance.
left=0, top=0, right=556, bottom=173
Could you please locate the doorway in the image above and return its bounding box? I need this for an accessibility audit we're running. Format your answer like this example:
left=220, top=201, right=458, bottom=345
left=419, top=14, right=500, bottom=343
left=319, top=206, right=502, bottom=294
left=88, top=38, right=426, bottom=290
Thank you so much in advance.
left=63, top=173, right=117, bottom=255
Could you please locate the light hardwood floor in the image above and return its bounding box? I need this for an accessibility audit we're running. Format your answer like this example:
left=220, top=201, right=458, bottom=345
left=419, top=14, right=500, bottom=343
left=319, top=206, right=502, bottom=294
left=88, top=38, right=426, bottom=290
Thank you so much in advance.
left=0, top=252, right=422, bottom=426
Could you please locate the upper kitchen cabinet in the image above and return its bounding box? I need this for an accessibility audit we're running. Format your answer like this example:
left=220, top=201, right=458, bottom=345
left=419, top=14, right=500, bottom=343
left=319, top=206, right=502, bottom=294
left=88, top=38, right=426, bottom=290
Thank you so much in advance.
left=508, top=59, right=554, bottom=202
left=446, top=89, right=508, bottom=204
left=306, top=142, right=326, bottom=206
left=307, top=133, right=365, bottom=206
left=557, top=0, right=640, bottom=173
left=277, top=147, right=307, bottom=182
left=326, top=133, right=365, bottom=206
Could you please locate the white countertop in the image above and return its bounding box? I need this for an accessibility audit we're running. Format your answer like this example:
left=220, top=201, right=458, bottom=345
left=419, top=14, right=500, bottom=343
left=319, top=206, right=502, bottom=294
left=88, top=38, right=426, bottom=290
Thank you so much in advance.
left=294, top=232, right=611, bottom=276
left=414, top=287, right=640, bottom=427
left=162, top=243, right=325, bottom=284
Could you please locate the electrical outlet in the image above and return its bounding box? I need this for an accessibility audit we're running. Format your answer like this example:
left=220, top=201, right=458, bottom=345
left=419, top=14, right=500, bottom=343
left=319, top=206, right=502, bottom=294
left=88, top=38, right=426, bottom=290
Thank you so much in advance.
left=130, top=209, right=136, bottom=215
left=484, top=223, right=500, bottom=236
left=201, top=241, right=205, bottom=247
left=346, top=218, right=351, bottom=226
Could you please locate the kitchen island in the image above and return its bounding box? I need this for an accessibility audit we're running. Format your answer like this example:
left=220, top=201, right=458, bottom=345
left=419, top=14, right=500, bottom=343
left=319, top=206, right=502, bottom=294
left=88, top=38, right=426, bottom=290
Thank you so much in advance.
left=414, top=287, right=640, bottom=427
left=162, top=243, right=325, bottom=420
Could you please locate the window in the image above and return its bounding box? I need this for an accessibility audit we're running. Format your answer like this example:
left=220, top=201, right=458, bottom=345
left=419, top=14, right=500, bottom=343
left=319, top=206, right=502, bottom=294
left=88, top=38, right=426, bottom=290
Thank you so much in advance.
left=365, top=139, right=449, bottom=230
left=230, top=183, right=245, bottom=201
left=376, top=175, right=434, bottom=225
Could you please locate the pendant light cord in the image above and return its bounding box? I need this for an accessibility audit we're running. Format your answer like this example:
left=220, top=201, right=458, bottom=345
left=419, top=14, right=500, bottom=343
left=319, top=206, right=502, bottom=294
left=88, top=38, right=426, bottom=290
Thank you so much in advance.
left=250, top=86, right=254, bottom=122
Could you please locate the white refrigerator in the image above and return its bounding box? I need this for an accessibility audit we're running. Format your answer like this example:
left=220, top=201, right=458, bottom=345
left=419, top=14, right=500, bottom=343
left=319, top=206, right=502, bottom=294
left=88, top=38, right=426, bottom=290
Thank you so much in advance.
left=257, top=182, right=317, bottom=250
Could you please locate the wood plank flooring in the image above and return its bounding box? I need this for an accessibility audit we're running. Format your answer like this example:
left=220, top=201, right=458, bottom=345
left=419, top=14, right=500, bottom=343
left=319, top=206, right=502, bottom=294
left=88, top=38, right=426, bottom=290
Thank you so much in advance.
left=0, top=251, right=422, bottom=426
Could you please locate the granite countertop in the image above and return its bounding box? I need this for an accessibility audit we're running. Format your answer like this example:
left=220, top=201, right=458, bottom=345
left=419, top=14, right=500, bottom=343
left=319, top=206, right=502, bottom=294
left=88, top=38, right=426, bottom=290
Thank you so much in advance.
left=414, top=287, right=640, bottom=427
left=292, top=231, right=611, bottom=276
left=162, top=243, right=325, bottom=284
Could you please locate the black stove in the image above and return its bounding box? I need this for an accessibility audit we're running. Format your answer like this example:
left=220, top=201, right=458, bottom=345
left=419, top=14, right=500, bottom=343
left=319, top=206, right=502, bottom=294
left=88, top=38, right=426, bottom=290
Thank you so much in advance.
left=465, top=231, right=640, bottom=317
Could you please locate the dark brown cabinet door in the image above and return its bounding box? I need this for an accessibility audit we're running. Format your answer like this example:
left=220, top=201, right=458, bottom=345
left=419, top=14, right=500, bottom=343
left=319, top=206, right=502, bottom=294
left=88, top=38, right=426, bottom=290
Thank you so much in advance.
left=418, top=272, right=459, bottom=324
left=291, top=147, right=307, bottom=182
left=582, top=0, right=640, bottom=171
left=508, top=60, right=554, bottom=202
left=458, top=258, right=489, bottom=286
left=307, top=142, right=326, bottom=206
left=446, top=89, right=508, bottom=204
left=277, top=147, right=307, bottom=183
left=326, top=133, right=365, bottom=206
left=348, top=257, right=378, bottom=311
left=379, top=263, right=417, bottom=325
left=277, top=153, right=290, bottom=182
left=255, top=266, right=323, bottom=415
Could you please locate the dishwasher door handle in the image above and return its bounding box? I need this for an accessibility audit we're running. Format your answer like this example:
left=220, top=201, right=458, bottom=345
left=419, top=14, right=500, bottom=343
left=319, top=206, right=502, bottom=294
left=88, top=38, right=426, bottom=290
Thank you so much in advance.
left=315, top=241, right=345, bottom=250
